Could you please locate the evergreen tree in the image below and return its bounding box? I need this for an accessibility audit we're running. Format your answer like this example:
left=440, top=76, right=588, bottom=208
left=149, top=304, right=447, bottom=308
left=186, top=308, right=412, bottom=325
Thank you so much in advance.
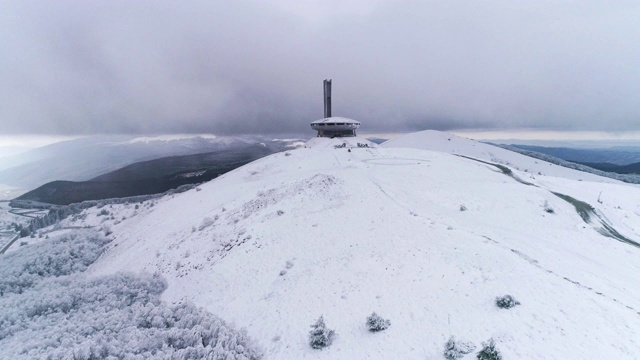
left=477, top=338, right=502, bottom=360
left=366, top=312, right=390, bottom=332
left=496, top=294, right=520, bottom=309
left=309, top=316, right=335, bottom=349
left=444, top=336, right=475, bottom=360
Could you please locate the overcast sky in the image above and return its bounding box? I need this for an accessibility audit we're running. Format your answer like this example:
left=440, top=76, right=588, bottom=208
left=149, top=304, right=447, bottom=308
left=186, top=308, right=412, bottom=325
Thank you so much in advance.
left=1, top=0, right=639, bottom=136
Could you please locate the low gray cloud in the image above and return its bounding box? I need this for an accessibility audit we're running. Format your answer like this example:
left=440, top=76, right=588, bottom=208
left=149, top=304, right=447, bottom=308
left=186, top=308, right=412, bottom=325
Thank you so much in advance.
left=1, top=0, right=639, bottom=135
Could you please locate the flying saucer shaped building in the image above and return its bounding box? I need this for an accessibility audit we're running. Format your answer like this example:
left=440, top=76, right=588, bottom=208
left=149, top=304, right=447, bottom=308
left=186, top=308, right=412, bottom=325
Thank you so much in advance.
left=311, top=79, right=361, bottom=137
left=310, top=117, right=361, bottom=138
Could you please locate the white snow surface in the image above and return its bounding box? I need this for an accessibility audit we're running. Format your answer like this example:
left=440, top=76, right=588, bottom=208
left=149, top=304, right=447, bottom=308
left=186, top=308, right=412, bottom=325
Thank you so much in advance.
left=383, top=130, right=629, bottom=184
left=65, top=131, right=640, bottom=359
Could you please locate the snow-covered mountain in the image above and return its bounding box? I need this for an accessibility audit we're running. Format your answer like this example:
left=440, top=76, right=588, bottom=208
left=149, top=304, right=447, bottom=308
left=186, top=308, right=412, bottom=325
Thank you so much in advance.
left=11, top=130, right=640, bottom=358
left=0, top=134, right=304, bottom=200
left=382, top=130, right=629, bottom=183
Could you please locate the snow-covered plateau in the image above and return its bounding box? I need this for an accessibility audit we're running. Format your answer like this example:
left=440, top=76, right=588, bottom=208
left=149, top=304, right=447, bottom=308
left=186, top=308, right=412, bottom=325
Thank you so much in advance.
left=3, top=130, right=640, bottom=359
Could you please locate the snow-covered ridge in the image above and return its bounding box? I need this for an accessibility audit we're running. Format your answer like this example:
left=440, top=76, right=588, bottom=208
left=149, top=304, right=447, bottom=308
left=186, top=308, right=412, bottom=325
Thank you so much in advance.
left=382, top=130, right=626, bottom=184
left=21, top=130, right=640, bottom=359
left=126, top=134, right=218, bottom=144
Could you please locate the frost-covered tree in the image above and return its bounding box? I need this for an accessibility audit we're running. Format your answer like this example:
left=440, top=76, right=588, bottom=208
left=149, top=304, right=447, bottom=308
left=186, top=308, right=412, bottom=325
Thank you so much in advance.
left=496, top=294, right=520, bottom=309
left=366, top=312, right=390, bottom=332
left=0, top=233, right=110, bottom=297
left=309, top=316, right=335, bottom=349
left=14, top=184, right=198, bottom=238
left=0, top=231, right=262, bottom=359
left=443, top=336, right=475, bottom=360
left=476, top=338, right=502, bottom=360
left=97, top=209, right=109, bottom=216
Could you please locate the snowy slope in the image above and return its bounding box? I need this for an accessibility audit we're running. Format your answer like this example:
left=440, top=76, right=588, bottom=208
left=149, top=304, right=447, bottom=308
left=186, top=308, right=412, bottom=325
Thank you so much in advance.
left=50, top=132, right=640, bottom=359
left=382, top=130, right=630, bottom=184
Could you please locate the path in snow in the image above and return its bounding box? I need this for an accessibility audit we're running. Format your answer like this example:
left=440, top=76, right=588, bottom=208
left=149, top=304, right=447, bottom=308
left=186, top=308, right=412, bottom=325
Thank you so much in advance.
left=481, top=235, right=640, bottom=317
left=550, top=192, right=640, bottom=248
left=459, top=154, right=640, bottom=249
left=0, top=234, right=19, bottom=254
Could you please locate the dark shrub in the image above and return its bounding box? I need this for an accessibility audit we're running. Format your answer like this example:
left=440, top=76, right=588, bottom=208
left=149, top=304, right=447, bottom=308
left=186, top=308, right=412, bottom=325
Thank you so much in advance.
left=444, top=336, right=475, bottom=360
left=477, top=338, right=502, bottom=360
left=496, top=294, right=520, bottom=309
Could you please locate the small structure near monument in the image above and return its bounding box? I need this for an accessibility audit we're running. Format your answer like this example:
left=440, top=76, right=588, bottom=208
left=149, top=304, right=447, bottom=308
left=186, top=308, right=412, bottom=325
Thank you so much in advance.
left=310, top=79, right=361, bottom=138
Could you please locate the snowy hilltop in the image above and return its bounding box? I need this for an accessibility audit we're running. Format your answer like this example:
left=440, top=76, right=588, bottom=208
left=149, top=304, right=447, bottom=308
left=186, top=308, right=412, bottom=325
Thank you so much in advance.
left=2, top=130, right=640, bottom=359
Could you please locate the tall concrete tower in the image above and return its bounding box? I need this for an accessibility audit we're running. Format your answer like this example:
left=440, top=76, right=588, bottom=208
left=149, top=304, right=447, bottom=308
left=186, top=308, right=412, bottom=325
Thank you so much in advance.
left=311, top=79, right=361, bottom=137
left=323, top=79, right=332, bottom=118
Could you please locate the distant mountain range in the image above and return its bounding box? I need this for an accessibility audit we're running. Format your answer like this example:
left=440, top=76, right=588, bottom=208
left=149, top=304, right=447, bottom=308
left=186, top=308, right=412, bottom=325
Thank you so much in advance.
left=508, top=144, right=640, bottom=175
left=14, top=144, right=281, bottom=205
left=508, top=144, right=640, bottom=166
left=0, top=134, right=304, bottom=200
left=572, top=161, right=640, bottom=174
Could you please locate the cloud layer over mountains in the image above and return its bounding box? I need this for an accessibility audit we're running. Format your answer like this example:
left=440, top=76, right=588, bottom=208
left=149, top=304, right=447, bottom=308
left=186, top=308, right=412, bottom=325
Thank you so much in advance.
left=2, top=0, right=639, bottom=135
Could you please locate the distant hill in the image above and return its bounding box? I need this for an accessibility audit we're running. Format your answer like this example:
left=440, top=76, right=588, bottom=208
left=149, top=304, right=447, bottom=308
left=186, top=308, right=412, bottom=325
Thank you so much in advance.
left=509, top=144, right=640, bottom=165
left=0, top=134, right=304, bottom=199
left=14, top=144, right=277, bottom=205
left=575, top=161, right=640, bottom=175
left=494, top=144, right=640, bottom=182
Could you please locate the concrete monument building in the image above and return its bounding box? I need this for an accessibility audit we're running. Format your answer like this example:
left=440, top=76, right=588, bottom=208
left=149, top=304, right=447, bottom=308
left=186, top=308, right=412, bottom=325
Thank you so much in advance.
left=310, top=79, right=361, bottom=137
